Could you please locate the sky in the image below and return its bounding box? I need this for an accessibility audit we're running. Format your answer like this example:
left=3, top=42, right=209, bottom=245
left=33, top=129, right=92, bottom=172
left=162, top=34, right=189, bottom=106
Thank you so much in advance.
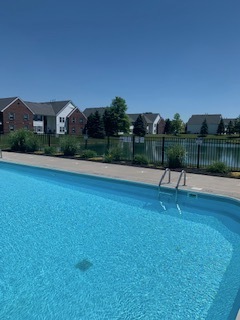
left=0, top=0, right=239, bottom=122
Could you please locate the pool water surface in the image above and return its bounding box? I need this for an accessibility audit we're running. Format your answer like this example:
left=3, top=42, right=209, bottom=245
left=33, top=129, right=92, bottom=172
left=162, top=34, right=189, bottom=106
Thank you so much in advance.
left=0, top=162, right=240, bottom=319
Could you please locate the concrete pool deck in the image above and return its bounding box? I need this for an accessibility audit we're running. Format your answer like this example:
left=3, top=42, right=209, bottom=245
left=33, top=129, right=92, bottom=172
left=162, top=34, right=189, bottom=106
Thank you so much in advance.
left=1, top=151, right=240, bottom=201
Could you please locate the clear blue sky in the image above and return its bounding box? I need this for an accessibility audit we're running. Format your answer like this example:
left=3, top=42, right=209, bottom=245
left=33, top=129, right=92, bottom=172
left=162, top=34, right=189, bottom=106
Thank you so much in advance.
left=0, top=0, right=239, bottom=122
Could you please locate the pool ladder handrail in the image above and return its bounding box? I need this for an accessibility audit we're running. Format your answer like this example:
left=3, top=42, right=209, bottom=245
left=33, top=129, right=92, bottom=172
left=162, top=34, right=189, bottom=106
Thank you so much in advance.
left=0, top=149, right=2, bottom=158
left=159, top=168, right=171, bottom=187
left=175, top=170, right=186, bottom=189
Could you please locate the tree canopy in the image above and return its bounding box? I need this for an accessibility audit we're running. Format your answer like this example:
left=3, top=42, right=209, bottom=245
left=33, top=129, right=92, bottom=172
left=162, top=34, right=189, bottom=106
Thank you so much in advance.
left=217, top=118, right=225, bottom=135
left=200, top=118, right=208, bottom=135
left=227, top=120, right=235, bottom=135
left=235, top=116, right=240, bottom=136
left=171, top=113, right=184, bottom=134
left=103, top=97, right=130, bottom=136
left=164, top=118, right=172, bottom=134
left=133, top=114, right=146, bottom=136
left=86, top=111, right=105, bottom=138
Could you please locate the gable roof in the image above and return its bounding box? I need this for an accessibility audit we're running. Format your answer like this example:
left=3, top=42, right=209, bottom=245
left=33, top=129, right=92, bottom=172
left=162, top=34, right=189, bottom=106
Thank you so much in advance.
left=128, top=113, right=160, bottom=124
left=83, top=107, right=106, bottom=118
left=46, top=100, right=71, bottom=114
left=187, top=114, right=222, bottom=125
left=67, top=107, right=87, bottom=118
left=24, top=101, right=55, bottom=116
left=223, top=118, right=236, bottom=125
left=128, top=114, right=141, bottom=123
left=0, top=97, right=18, bottom=111
left=142, top=113, right=160, bottom=123
left=24, top=100, right=72, bottom=116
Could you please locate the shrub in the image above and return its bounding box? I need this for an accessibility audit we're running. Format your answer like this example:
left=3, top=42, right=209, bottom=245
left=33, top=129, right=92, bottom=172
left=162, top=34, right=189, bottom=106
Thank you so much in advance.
left=8, top=129, right=39, bottom=152
left=206, top=161, right=229, bottom=174
left=60, top=136, right=78, bottom=156
left=132, top=154, right=149, bottom=165
left=166, top=144, right=185, bottom=168
left=81, top=149, right=97, bottom=159
left=103, top=146, right=123, bottom=163
left=44, top=146, right=56, bottom=155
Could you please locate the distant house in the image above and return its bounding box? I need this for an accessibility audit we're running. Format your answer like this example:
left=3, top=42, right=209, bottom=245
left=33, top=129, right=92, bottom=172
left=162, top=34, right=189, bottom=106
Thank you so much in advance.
left=83, top=109, right=165, bottom=135
left=83, top=107, right=106, bottom=118
left=0, top=97, right=34, bottom=134
left=186, top=114, right=222, bottom=134
left=67, top=108, right=87, bottom=135
left=128, top=113, right=165, bottom=134
left=0, top=97, right=86, bottom=135
left=223, top=118, right=236, bottom=132
left=25, top=100, right=80, bottom=134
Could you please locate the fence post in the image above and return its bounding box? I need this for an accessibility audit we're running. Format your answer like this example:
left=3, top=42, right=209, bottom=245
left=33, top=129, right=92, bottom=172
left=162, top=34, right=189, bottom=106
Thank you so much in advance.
left=161, top=136, right=165, bottom=165
left=132, top=135, right=135, bottom=160
left=197, top=144, right=200, bottom=168
left=48, top=134, right=51, bottom=147
left=107, top=136, right=110, bottom=151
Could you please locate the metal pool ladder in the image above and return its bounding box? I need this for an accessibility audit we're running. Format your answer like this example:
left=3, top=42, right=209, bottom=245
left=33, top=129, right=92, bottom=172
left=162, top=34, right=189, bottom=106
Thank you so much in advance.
left=175, top=170, right=186, bottom=202
left=176, top=170, right=186, bottom=189
left=158, top=168, right=187, bottom=203
left=159, top=168, right=171, bottom=188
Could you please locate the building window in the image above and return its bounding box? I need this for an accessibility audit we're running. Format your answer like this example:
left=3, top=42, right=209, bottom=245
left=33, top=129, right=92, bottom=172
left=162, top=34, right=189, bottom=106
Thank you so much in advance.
left=9, top=125, right=15, bottom=131
left=34, top=126, right=43, bottom=133
left=9, top=112, right=15, bottom=120
left=60, top=117, right=65, bottom=123
left=34, top=115, right=43, bottom=121
left=23, top=114, right=29, bottom=121
left=79, top=118, right=83, bottom=123
left=72, top=117, right=76, bottom=123
left=60, top=126, right=65, bottom=132
left=72, top=127, right=76, bottom=133
left=24, top=125, right=29, bottom=130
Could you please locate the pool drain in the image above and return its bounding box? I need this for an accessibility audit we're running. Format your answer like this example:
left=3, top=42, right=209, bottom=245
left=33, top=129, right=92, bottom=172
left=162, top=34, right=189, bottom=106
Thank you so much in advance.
left=75, top=259, right=93, bottom=272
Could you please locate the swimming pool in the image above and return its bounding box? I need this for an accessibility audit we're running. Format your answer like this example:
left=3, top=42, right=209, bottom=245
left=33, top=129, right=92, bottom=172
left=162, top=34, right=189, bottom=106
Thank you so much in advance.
left=0, top=161, right=240, bottom=319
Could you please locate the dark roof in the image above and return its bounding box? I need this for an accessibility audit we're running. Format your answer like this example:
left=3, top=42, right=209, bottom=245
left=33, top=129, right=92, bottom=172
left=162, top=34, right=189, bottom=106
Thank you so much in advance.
left=83, top=107, right=106, bottom=118
left=128, top=114, right=141, bottom=122
left=24, top=100, right=71, bottom=116
left=223, top=118, right=236, bottom=125
left=187, top=114, right=222, bottom=125
left=46, top=100, right=71, bottom=114
left=142, top=113, right=160, bottom=123
left=0, top=97, right=18, bottom=111
left=128, top=113, right=160, bottom=124
left=24, top=101, right=55, bottom=116
left=67, top=107, right=87, bottom=118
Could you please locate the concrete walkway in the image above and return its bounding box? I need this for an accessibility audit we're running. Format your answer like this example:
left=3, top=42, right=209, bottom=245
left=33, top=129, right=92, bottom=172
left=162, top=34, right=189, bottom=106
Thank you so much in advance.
left=1, top=151, right=240, bottom=200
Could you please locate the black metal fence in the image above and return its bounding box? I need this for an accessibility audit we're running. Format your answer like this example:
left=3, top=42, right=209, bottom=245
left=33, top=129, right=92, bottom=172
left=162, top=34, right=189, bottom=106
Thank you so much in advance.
left=1, top=134, right=240, bottom=171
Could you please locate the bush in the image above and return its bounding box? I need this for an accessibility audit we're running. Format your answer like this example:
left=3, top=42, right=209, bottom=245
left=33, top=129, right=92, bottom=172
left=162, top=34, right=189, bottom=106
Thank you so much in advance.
left=166, top=144, right=185, bottom=168
left=60, top=136, right=78, bottom=156
left=8, top=129, right=39, bottom=152
left=44, top=146, right=56, bottom=155
left=206, top=161, right=229, bottom=174
left=81, top=149, right=97, bottom=159
left=103, top=146, right=123, bottom=163
left=132, top=154, right=149, bottom=165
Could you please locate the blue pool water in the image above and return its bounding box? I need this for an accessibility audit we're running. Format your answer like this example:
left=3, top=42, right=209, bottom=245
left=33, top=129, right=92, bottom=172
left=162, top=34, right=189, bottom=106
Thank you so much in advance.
left=0, top=162, right=240, bottom=320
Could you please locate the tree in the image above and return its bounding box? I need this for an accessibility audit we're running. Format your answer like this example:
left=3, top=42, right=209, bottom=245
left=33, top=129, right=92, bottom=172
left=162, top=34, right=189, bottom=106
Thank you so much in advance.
left=103, top=107, right=116, bottom=137
left=86, top=111, right=105, bottom=138
left=164, top=118, right=172, bottom=134
left=200, top=118, right=208, bottom=135
left=133, top=114, right=146, bottom=136
left=234, top=116, right=240, bottom=136
left=171, top=113, right=184, bottom=134
left=103, top=97, right=130, bottom=136
left=227, top=120, right=235, bottom=135
left=217, top=118, right=225, bottom=135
